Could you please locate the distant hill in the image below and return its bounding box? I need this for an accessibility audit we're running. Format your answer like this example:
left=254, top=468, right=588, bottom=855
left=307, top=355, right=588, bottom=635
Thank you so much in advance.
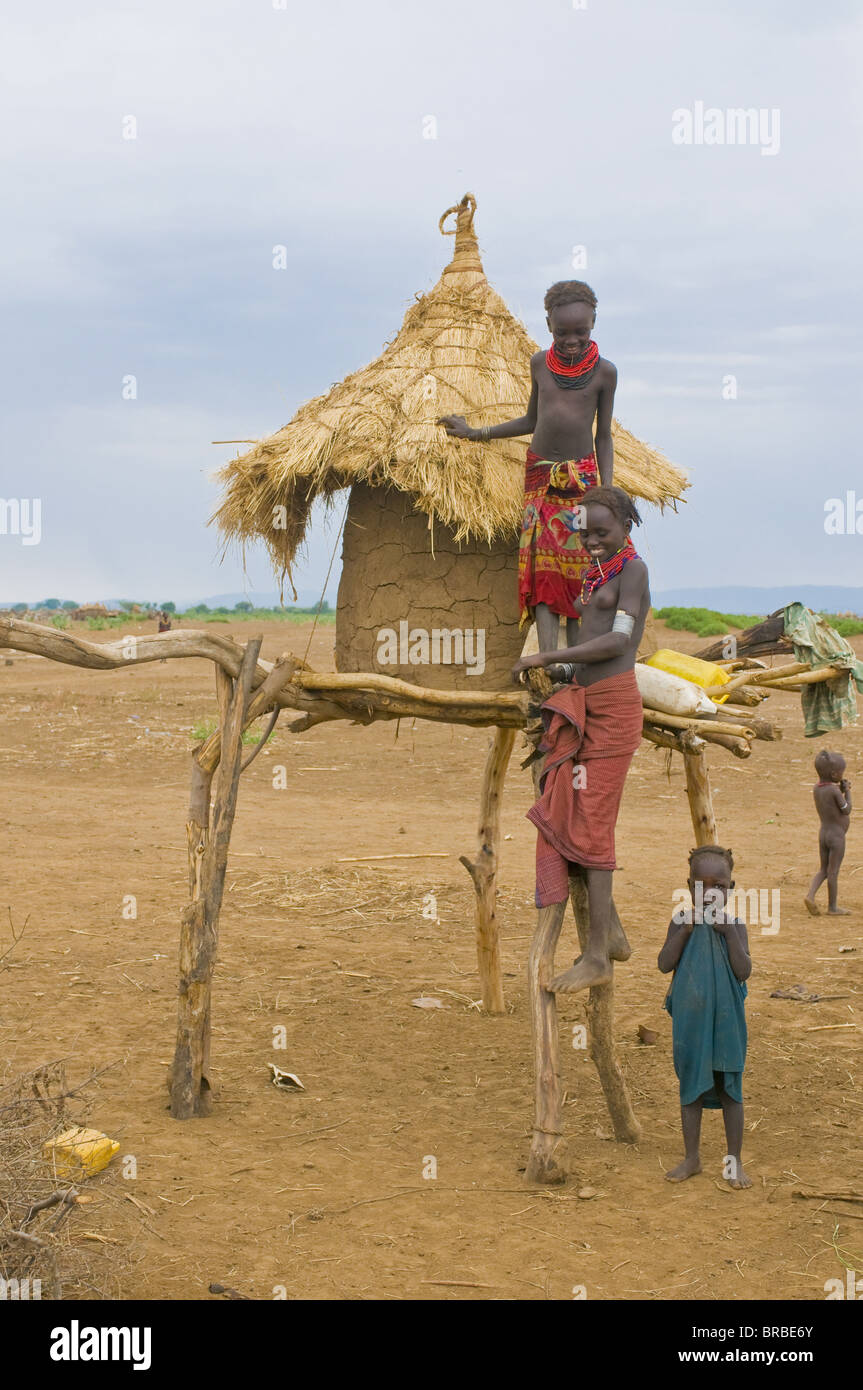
left=653, top=586, right=863, bottom=617
left=183, top=590, right=334, bottom=610
left=5, top=584, right=861, bottom=618
left=1, top=590, right=333, bottom=612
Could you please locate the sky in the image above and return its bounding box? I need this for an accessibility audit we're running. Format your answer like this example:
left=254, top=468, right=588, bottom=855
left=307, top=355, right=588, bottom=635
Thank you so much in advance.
left=2, top=0, right=862, bottom=606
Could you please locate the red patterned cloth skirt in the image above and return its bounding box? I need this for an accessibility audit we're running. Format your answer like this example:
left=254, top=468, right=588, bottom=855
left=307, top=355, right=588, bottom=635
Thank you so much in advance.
left=527, top=669, right=643, bottom=906
left=518, top=448, right=598, bottom=627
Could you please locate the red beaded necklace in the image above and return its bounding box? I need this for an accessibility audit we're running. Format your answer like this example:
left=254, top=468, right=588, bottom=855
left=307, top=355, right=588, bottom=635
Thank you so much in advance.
left=546, top=340, right=599, bottom=388
left=581, top=539, right=637, bottom=604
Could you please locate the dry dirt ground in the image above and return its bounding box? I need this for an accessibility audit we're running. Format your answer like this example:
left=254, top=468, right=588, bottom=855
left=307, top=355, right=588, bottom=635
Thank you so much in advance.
left=1, top=618, right=861, bottom=1301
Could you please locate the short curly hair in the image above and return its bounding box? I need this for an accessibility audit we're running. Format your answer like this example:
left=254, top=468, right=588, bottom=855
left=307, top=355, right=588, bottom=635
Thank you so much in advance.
left=580, top=485, right=642, bottom=529
left=688, top=844, right=734, bottom=876
left=544, top=280, right=598, bottom=316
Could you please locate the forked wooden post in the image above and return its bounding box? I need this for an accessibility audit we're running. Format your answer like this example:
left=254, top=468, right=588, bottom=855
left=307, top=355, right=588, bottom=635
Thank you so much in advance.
left=568, top=871, right=641, bottom=1144
left=526, top=899, right=568, bottom=1183
left=459, top=725, right=515, bottom=1013
left=171, top=637, right=262, bottom=1118
left=525, top=753, right=567, bottom=1182
left=683, top=748, right=717, bottom=845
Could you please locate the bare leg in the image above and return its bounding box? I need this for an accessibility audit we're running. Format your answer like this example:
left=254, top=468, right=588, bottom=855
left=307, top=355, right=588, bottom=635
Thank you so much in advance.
left=568, top=896, right=631, bottom=966
left=608, top=899, right=632, bottom=962
left=718, top=1084, right=751, bottom=1188
left=665, top=1099, right=704, bottom=1181
left=805, top=840, right=829, bottom=915
left=535, top=603, right=561, bottom=652
left=826, top=841, right=850, bottom=913
left=550, top=867, right=614, bottom=993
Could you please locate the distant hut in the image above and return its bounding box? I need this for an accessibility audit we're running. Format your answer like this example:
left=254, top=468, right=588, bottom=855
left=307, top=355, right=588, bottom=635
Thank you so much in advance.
left=69, top=603, right=116, bottom=621
left=213, top=194, right=687, bottom=689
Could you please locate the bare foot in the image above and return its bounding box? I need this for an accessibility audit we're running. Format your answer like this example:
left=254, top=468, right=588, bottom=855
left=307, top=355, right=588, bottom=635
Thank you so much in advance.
left=727, top=1166, right=753, bottom=1190
left=828, top=906, right=851, bottom=915
left=804, top=896, right=820, bottom=916
left=664, top=1155, right=702, bottom=1183
left=550, top=956, right=613, bottom=993
left=608, top=916, right=632, bottom=962
left=569, top=921, right=631, bottom=967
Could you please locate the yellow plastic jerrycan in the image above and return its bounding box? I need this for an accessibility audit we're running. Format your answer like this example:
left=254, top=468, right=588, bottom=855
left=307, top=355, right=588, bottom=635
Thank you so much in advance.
left=44, top=1126, right=120, bottom=1178
left=644, top=649, right=730, bottom=704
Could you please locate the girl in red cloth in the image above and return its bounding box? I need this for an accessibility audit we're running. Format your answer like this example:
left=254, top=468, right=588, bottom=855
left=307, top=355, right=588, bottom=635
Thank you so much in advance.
left=438, top=281, right=617, bottom=652
left=512, top=487, right=649, bottom=995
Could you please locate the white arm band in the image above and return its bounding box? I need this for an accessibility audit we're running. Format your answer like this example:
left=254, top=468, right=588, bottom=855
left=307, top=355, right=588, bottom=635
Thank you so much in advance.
left=612, top=610, right=635, bottom=636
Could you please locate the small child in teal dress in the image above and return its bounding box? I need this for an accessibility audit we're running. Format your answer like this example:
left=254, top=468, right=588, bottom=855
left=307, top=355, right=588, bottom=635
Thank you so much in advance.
left=658, top=845, right=752, bottom=1188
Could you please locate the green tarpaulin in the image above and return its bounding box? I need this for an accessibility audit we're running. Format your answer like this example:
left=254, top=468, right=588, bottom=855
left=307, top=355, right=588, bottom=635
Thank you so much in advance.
left=783, top=602, right=863, bottom=737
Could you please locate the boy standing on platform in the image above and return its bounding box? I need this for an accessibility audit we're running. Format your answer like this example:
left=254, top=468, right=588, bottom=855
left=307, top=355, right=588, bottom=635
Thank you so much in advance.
left=439, top=281, right=617, bottom=652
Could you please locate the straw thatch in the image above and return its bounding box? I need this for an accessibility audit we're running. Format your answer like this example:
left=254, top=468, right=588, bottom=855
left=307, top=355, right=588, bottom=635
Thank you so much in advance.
left=212, top=193, right=688, bottom=584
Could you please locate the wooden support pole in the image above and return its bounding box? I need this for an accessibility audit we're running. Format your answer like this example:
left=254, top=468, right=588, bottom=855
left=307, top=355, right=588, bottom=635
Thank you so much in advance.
left=198, top=664, right=236, bottom=1090
left=459, top=726, right=515, bottom=1014
left=683, top=748, right=717, bottom=846
left=185, top=760, right=213, bottom=899
left=214, top=663, right=233, bottom=728
left=197, top=654, right=306, bottom=776
left=526, top=899, right=567, bottom=1184
left=568, top=871, right=641, bottom=1145
left=171, top=637, right=262, bottom=1119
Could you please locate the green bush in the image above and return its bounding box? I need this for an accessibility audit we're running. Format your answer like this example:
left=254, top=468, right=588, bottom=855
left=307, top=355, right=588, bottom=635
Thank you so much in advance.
left=818, top=613, right=863, bottom=637
left=654, top=606, right=763, bottom=638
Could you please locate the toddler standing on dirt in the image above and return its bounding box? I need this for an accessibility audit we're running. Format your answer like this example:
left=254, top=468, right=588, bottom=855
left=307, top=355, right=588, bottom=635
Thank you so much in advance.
left=658, top=845, right=752, bottom=1189
left=805, top=750, right=852, bottom=916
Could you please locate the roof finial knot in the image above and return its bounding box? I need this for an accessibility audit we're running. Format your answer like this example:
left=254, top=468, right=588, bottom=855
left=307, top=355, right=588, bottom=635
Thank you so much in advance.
left=439, top=193, right=483, bottom=275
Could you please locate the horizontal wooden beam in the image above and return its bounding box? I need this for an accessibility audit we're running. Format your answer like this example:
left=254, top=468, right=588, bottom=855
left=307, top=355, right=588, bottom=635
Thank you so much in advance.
left=0, top=616, right=802, bottom=752
left=0, top=615, right=272, bottom=685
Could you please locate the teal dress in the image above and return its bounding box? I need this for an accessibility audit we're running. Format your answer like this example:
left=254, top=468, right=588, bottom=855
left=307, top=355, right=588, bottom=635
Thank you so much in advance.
left=664, top=916, right=748, bottom=1107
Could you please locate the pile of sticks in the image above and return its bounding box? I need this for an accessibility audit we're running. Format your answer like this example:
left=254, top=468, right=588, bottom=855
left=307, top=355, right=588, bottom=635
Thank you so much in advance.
left=640, top=659, right=845, bottom=760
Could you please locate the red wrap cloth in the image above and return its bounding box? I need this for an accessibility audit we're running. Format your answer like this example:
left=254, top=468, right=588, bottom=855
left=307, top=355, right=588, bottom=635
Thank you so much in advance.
left=518, top=448, right=598, bottom=627
left=526, top=669, right=643, bottom=906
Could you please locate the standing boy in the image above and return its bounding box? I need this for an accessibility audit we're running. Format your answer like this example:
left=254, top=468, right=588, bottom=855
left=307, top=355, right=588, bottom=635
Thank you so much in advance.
left=805, top=749, right=852, bottom=915
left=439, top=281, right=617, bottom=652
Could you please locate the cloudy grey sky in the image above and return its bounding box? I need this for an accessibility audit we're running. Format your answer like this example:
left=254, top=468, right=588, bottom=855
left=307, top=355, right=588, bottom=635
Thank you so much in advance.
left=2, top=0, right=861, bottom=606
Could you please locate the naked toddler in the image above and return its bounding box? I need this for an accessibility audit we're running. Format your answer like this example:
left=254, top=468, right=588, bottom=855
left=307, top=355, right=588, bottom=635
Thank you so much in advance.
left=805, top=750, right=852, bottom=916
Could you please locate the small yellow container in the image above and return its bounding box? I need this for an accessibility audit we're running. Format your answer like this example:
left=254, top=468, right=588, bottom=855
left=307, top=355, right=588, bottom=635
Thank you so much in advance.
left=44, top=1127, right=120, bottom=1178
left=644, top=649, right=730, bottom=703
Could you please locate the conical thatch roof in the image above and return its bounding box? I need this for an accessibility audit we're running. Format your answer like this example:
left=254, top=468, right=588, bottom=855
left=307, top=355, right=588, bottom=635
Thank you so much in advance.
left=213, top=193, right=688, bottom=580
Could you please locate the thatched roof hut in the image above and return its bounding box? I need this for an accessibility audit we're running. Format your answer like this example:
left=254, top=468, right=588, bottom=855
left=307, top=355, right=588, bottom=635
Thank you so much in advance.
left=213, top=194, right=687, bottom=688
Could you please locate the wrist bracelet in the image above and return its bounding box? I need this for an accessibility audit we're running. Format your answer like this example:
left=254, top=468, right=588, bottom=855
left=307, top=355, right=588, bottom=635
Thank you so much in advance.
left=478, top=425, right=491, bottom=442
